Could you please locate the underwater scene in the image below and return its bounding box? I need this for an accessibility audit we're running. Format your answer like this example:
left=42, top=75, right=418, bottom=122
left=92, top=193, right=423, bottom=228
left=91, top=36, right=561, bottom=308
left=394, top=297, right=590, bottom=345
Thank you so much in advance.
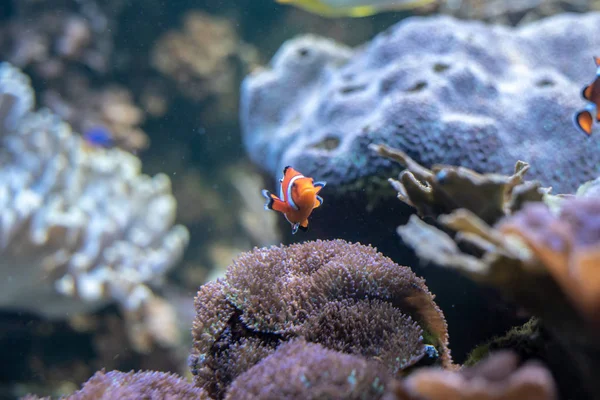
left=2, top=0, right=600, bottom=399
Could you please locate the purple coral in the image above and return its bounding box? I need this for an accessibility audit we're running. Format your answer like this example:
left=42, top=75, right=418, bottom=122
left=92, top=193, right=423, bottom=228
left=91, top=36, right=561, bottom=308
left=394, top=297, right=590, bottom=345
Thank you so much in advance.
left=225, top=339, right=392, bottom=400
left=190, top=240, right=451, bottom=399
left=241, top=13, right=600, bottom=193
left=23, top=370, right=209, bottom=400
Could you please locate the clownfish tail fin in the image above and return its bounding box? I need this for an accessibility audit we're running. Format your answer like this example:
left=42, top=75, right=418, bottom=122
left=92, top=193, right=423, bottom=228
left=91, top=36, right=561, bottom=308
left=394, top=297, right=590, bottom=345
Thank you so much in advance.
left=574, top=108, right=594, bottom=137
left=262, top=189, right=275, bottom=210
left=263, top=190, right=290, bottom=213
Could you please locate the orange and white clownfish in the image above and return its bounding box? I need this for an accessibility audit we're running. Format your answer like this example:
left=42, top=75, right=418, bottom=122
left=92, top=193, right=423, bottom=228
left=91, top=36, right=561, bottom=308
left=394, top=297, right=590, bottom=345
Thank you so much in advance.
left=262, top=166, right=326, bottom=234
left=574, top=56, right=600, bottom=136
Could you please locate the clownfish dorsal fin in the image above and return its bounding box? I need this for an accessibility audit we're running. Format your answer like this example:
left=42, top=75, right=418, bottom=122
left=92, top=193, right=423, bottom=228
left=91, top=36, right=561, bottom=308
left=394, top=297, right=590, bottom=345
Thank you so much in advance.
left=574, top=107, right=594, bottom=136
left=283, top=166, right=291, bottom=175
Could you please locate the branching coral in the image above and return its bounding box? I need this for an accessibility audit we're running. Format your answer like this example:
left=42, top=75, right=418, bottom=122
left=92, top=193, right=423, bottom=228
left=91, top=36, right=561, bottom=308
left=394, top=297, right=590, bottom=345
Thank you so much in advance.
left=370, top=143, right=546, bottom=224
left=224, top=339, right=393, bottom=400
left=385, top=351, right=557, bottom=400
left=0, top=63, right=188, bottom=351
left=190, top=239, right=451, bottom=399
left=23, top=370, right=209, bottom=400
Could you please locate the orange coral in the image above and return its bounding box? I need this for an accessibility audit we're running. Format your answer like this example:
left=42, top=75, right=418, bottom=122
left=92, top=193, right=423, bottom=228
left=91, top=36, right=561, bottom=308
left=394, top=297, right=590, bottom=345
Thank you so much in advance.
left=498, top=198, right=600, bottom=325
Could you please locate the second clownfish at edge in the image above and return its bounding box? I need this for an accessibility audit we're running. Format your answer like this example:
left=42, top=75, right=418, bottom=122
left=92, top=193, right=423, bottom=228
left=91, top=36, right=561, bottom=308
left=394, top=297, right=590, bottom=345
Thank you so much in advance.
left=262, top=166, right=326, bottom=234
left=574, top=56, right=600, bottom=136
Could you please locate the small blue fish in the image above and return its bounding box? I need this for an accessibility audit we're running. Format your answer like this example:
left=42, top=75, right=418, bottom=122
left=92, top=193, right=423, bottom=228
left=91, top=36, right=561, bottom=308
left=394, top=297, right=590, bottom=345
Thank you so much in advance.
left=83, top=125, right=114, bottom=148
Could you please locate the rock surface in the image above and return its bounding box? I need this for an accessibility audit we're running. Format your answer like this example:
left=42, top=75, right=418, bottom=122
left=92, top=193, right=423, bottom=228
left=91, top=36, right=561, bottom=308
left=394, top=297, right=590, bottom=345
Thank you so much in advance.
left=241, top=13, right=600, bottom=193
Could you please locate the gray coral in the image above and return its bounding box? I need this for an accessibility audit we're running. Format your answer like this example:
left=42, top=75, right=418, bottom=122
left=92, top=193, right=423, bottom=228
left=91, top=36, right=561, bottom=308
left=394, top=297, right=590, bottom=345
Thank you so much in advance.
left=0, top=63, right=188, bottom=348
left=241, top=13, right=600, bottom=193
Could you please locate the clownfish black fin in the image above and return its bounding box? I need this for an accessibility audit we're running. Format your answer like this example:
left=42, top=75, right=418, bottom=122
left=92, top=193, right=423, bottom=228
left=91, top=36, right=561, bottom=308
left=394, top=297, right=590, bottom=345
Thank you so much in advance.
left=283, top=166, right=291, bottom=175
left=299, top=224, right=309, bottom=232
left=574, top=108, right=594, bottom=136
left=262, top=189, right=275, bottom=210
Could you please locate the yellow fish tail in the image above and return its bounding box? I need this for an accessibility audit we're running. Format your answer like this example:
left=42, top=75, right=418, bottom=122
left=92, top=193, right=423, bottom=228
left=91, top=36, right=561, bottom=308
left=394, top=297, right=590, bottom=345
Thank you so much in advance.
left=347, top=6, right=379, bottom=17
left=276, top=0, right=441, bottom=18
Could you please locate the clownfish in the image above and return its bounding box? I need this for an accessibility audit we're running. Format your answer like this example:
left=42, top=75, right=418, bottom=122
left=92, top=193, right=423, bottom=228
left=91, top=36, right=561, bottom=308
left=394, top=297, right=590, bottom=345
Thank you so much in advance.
left=574, top=56, right=600, bottom=137
left=262, top=166, right=326, bottom=234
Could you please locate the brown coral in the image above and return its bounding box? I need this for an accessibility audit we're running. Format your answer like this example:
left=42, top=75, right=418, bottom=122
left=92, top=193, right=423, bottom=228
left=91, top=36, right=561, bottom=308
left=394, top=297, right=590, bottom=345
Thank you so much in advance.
left=152, top=11, right=257, bottom=103
left=44, top=83, right=149, bottom=153
left=225, top=339, right=393, bottom=400
left=24, top=370, right=209, bottom=400
left=385, top=351, right=557, bottom=400
left=190, top=240, right=452, bottom=399
left=370, top=143, right=545, bottom=225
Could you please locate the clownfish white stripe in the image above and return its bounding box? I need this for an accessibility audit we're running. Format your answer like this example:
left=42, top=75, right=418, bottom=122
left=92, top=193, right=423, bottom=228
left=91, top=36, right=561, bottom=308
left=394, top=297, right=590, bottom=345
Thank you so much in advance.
left=286, top=174, right=304, bottom=211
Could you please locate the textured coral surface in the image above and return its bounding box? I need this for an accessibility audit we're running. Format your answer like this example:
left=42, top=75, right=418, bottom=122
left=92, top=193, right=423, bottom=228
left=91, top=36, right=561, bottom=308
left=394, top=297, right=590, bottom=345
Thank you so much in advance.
left=189, top=239, right=451, bottom=399
left=241, top=13, right=600, bottom=193
left=22, top=370, right=208, bottom=400
left=225, top=339, right=392, bottom=400
left=0, top=63, right=188, bottom=325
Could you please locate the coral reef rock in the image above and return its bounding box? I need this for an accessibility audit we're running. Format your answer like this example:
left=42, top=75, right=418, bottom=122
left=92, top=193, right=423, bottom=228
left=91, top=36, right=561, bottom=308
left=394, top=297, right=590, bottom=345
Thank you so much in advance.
left=241, top=13, right=600, bottom=193
left=22, top=370, right=209, bottom=400
left=190, top=239, right=451, bottom=399
left=385, top=350, right=557, bottom=400
left=0, top=63, right=188, bottom=347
